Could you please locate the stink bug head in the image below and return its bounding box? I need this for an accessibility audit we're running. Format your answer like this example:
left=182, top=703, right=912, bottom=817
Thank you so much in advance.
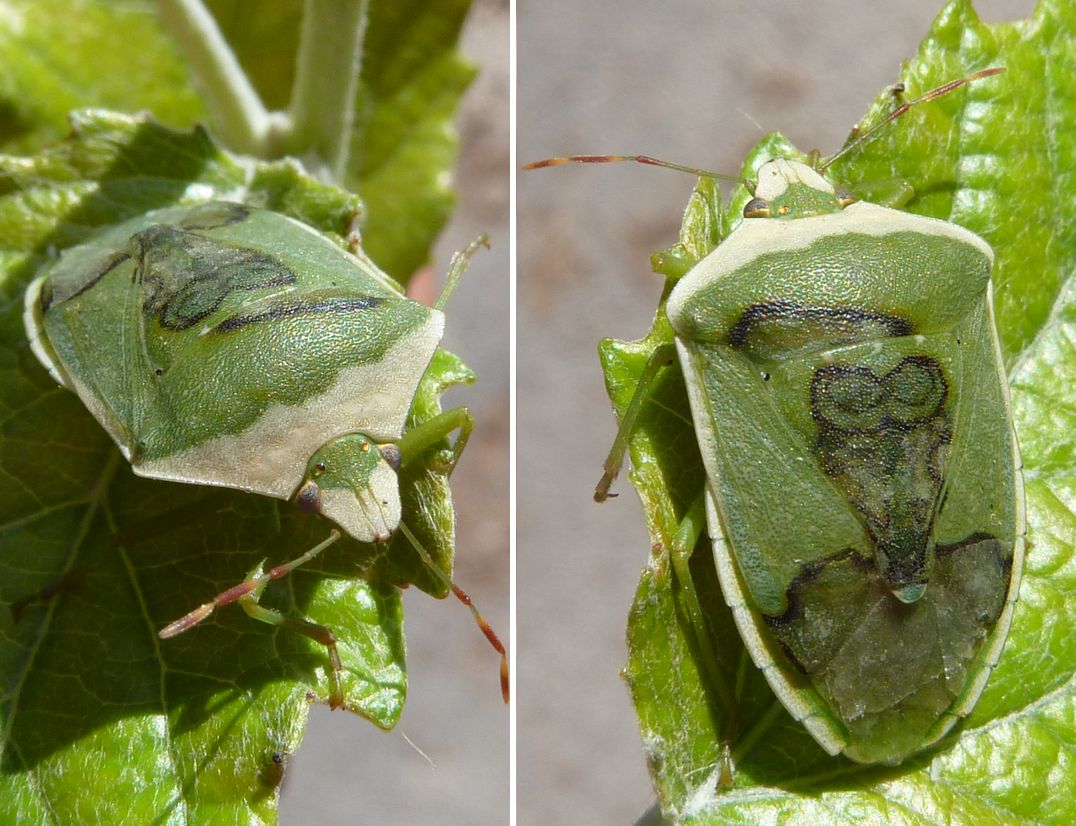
left=744, top=159, right=846, bottom=219
left=295, top=433, right=404, bottom=544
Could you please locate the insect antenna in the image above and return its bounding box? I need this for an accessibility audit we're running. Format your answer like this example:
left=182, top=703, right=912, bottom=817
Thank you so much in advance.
left=397, top=520, right=509, bottom=703
left=524, top=153, right=749, bottom=189
left=525, top=68, right=1005, bottom=185
left=818, top=67, right=1005, bottom=171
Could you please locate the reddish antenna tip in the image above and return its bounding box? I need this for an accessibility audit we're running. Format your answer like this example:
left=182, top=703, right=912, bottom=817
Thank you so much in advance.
left=451, top=583, right=510, bottom=704
left=522, top=157, right=571, bottom=170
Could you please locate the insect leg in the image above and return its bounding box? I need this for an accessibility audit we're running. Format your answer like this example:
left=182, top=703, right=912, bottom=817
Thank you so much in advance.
left=668, top=492, right=737, bottom=723
left=237, top=599, right=344, bottom=709
left=435, top=233, right=490, bottom=311
left=159, top=531, right=347, bottom=707
left=395, top=406, right=473, bottom=476
left=595, top=342, right=677, bottom=501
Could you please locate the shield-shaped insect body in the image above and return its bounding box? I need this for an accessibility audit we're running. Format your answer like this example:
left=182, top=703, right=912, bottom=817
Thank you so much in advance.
left=24, top=201, right=440, bottom=545
left=23, top=200, right=508, bottom=708
left=665, top=159, right=1025, bottom=764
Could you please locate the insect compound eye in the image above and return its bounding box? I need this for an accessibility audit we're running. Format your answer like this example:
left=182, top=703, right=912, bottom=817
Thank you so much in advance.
left=380, top=444, right=402, bottom=471
left=743, top=197, right=771, bottom=218
left=294, top=480, right=322, bottom=513
left=834, top=188, right=858, bottom=208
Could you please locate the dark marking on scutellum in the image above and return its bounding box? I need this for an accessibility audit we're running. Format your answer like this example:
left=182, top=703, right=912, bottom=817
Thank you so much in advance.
left=810, top=356, right=949, bottom=437
left=728, top=301, right=912, bottom=347
left=44, top=250, right=131, bottom=310
left=762, top=533, right=1009, bottom=674
left=214, top=296, right=384, bottom=332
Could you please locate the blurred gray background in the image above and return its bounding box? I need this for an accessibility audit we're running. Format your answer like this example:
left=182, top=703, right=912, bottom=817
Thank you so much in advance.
left=519, top=1, right=1033, bottom=823
left=279, top=1, right=509, bottom=823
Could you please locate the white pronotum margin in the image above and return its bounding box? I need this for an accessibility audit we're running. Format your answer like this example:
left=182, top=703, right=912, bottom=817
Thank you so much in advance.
left=138, top=312, right=444, bottom=500
left=666, top=160, right=993, bottom=325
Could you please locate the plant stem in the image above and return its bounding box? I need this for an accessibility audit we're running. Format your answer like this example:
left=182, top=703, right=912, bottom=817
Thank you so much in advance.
left=155, top=0, right=272, bottom=155
left=285, top=0, right=368, bottom=181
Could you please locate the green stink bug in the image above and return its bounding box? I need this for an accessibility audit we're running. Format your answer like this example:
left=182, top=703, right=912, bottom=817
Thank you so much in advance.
left=22, top=200, right=507, bottom=706
left=528, top=68, right=1023, bottom=765
left=667, top=156, right=1023, bottom=764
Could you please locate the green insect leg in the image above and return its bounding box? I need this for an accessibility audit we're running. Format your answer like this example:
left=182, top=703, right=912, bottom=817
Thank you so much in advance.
left=237, top=600, right=344, bottom=710
left=395, top=406, right=473, bottom=475
left=159, top=531, right=347, bottom=708
left=844, top=177, right=915, bottom=208
left=595, top=342, right=677, bottom=501
left=671, top=493, right=793, bottom=771
left=668, top=493, right=738, bottom=730
left=391, top=406, right=506, bottom=702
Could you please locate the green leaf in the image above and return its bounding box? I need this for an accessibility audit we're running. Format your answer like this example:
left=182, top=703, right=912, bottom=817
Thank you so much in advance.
left=204, top=0, right=475, bottom=279
left=0, top=112, right=469, bottom=822
left=0, top=0, right=204, bottom=152
left=204, top=0, right=477, bottom=282
left=0, top=0, right=474, bottom=289
left=602, top=0, right=1075, bottom=821
left=346, top=0, right=476, bottom=282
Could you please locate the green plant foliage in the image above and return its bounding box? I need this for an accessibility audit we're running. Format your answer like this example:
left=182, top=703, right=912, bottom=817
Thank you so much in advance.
left=0, top=110, right=474, bottom=823
left=599, top=0, right=1074, bottom=820
left=346, top=0, right=476, bottom=281
left=0, top=1, right=479, bottom=820
left=204, top=0, right=476, bottom=281
left=0, top=0, right=474, bottom=284
left=0, top=0, right=204, bottom=151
